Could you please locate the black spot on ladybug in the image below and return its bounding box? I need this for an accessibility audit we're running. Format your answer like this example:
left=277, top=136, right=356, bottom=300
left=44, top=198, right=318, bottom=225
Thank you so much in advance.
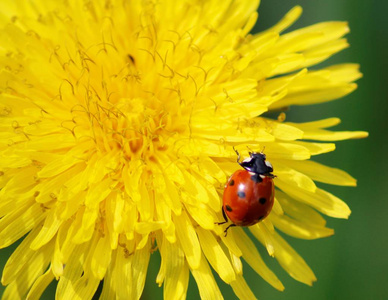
left=229, top=179, right=235, bottom=186
left=258, top=215, right=264, bottom=221
left=237, top=191, right=246, bottom=198
left=259, top=197, right=267, bottom=204
left=250, top=174, right=263, bottom=183
left=225, top=205, right=233, bottom=212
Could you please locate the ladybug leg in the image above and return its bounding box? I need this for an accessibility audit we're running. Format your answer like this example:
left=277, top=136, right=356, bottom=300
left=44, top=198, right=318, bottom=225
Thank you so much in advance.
left=224, top=224, right=236, bottom=237
left=216, top=208, right=236, bottom=236
left=233, top=146, right=241, bottom=164
left=215, top=206, right=228, bottom=225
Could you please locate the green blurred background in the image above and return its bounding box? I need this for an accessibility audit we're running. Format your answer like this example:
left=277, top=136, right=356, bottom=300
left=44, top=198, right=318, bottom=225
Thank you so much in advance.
left=1, top=0, right=386, bottom=299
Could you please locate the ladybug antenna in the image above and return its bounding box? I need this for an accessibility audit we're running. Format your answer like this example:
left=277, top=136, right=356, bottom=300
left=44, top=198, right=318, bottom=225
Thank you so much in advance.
left=246, top=145, right=253, bottom=156
left=261, top=146, right=266, bottom=154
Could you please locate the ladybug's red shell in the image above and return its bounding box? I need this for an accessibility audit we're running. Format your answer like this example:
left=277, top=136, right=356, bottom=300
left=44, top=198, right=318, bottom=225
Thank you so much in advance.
left=222, top=169, right=275, bottom=226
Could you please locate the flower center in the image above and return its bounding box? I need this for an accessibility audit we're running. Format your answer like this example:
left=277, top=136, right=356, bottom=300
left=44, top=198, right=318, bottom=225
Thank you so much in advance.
left=70, top=92, right=181, bottom=162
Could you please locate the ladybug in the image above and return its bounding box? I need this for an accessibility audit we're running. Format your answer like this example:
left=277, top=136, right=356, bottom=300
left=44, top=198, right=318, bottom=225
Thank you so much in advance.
left=217, top=148, right=275, bottom=236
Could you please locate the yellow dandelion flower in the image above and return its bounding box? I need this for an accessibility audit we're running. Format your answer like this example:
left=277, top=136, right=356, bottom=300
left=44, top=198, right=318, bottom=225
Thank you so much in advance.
left=0, top=1, right=367, bottom=299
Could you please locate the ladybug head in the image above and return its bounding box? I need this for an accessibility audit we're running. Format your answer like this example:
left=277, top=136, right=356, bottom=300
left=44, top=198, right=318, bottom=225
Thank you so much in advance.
left=239, top=152, right=274, bottom=176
